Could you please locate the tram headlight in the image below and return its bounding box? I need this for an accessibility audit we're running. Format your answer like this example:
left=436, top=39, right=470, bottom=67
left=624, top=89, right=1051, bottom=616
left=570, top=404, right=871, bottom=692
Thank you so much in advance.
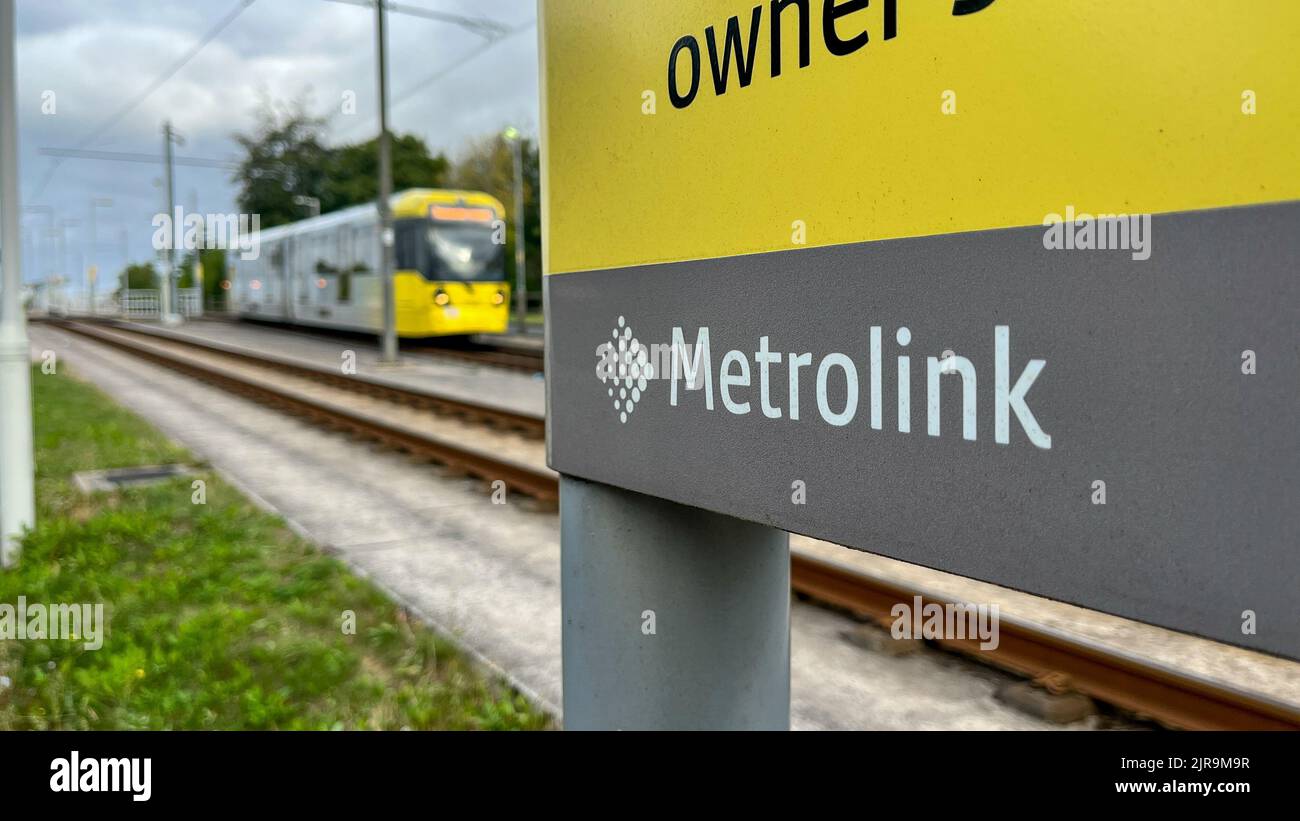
left=433, top=289, right=451, bottom=306
left=491, top=289, right=506, bottom=305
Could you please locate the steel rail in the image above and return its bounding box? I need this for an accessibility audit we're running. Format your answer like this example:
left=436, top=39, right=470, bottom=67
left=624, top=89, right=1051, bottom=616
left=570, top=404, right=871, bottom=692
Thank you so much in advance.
left=91, top=320, right=545, bottom=439
left=53, top=319, right=1300, bottom=731
left=136, top=314, right=546, bottom=373
left=403, top=344, right=543, bottom=373
left=790, top=553, right=1300, bottom=731
left=55, top=321, right=556, bottom=503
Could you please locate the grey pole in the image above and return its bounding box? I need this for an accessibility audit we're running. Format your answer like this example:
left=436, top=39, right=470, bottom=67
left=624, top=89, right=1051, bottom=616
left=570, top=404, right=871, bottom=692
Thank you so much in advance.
left=504, top=128, right=527, bottom=334
left=88, top=197, right=111, bottom=315
left=374, top=0, right=398, bottom=364
left=57, top=218, right=79, bottom=313
left=161, top=121, right=177, bottom=322
left=88, top=201, right=96, bottom=313
left=0, top=0, right=35, bottom=568
left=560, top=476, right=791, bottom=730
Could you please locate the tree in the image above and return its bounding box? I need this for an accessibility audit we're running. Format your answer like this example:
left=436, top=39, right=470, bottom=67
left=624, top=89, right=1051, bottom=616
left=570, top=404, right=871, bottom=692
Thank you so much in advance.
left=320, top=134, right=448, bottom=214
left=117, top=262, right=157, bottom=294
left=445, top=133, right=541, bottom=293
left=232, top=100, right=330, bottom=229
left=232, top=100, right=448, bottom=228
left=176, top=248, right=227, bottom=301
left=199, top=248, right=229, bottom=303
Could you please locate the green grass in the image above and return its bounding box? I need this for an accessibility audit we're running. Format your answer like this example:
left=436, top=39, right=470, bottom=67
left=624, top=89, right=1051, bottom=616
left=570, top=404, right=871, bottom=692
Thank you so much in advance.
left=0, top=364, right=549, bottom=730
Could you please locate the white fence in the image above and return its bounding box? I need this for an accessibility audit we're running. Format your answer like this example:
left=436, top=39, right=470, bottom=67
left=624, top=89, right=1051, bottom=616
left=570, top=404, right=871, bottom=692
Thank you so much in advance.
left=31, top=284, right=209, bottom=320
left=118, top=288, right=203, bottom=319
left=121, top=290, right=161, bottom=318
left=177, top=288, right=203, bottom=318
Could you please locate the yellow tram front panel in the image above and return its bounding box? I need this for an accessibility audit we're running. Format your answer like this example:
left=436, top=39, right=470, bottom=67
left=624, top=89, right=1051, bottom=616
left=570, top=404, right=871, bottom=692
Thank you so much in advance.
left=394, top=275, right=510, bottom=337
left=390, top=189, right=512, bottom=337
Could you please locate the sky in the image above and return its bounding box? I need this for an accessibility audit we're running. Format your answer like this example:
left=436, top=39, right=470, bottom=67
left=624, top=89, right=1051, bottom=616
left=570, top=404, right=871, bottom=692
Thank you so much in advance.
left=11, top=0, right=540, bottom=289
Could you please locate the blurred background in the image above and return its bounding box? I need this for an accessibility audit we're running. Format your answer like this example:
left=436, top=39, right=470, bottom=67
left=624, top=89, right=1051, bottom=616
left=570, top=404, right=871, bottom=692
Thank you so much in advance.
left=14, top=0, right=539, bottom=316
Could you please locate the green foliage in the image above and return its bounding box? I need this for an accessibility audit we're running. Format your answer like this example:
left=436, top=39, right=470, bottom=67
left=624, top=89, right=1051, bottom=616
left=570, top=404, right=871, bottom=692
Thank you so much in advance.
left=175, top=247, right=227, bottom=298
left=199, top=247, right=228, bottom=301
left=319, top=134, right=449, bottom=214
left=232, top=100, right=448, bottom=228
left=117, top=262, right=156, bottom=294
left=446, top=134, right=542, bottom=293
left=231, top=100, right=330, bottom=229
left=0, top=366, right=549, bottom=731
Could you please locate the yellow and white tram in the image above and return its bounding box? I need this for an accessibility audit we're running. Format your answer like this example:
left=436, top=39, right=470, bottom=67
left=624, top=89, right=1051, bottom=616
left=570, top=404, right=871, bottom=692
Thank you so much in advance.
left=231, top=189, right=510, bottom=337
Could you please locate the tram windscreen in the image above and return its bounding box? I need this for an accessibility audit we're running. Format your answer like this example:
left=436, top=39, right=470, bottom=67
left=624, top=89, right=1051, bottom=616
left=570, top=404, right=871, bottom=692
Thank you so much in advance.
left=394, top=219, right=504, bottom=282
left=428, top=223, right=503, bottom=280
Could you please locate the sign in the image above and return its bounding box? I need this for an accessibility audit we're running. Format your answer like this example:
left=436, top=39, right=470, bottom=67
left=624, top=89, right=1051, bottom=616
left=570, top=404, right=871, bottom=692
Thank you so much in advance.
left=540, top=0, right=1300, bottom=658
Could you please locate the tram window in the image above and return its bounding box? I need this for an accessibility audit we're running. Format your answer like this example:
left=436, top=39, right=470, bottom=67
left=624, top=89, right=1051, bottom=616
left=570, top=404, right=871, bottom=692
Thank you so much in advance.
left=426, top=222, right=503, bottom=281
left=395, top=222, right=421, bottom=272
left=269, top=242, right=284, bottom=276
left=267, top=242, right=284, bottom=301
left=353, top=227, right=373, bottom=275
left=338, top=230, right=351, bottom=272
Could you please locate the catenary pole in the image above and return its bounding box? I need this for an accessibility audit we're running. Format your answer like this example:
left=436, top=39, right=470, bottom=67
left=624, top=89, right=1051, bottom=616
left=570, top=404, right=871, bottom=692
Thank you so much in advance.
left=161, top=121, right=178, bottom=322
left=504, top=127, right=527, bottom=333
left=375, top=0, right=397, bottom=363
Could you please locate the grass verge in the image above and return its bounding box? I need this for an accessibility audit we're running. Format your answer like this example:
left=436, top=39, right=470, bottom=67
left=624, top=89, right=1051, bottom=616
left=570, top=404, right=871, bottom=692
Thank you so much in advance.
left=0, top=364, right=548, bottom=730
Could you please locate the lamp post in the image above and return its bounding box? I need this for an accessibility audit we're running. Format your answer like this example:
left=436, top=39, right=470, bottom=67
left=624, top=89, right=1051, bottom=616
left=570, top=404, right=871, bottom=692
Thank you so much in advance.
left=502, top=126, right=527, bottom=335
left=57, top=218, right=80, bottom=314
left=88, top=197, right=112, bottom=315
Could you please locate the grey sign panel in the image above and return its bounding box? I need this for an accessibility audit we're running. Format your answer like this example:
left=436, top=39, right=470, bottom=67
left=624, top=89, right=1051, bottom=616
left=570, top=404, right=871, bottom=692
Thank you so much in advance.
left=546, top=202, right=1300, bottom=659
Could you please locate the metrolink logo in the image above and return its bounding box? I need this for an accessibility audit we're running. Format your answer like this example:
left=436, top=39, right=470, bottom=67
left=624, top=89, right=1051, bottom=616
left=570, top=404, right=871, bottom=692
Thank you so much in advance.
left=595, top=320, right=1051, bottom=448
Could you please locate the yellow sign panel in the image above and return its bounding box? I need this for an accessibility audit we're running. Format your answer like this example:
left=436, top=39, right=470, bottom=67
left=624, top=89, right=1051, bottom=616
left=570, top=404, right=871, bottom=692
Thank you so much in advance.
left=540, top=0, right=1300, bottom=274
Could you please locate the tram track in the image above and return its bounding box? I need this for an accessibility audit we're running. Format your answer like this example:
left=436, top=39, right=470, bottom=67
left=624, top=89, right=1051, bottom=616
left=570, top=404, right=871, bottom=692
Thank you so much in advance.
left=404, top=343, right=544, bottom=373
left=53, top=320, right=555, bottom=502
left=76, top=319, right=546, bottom=439
left=221, top=314, right=546, bottom=374
left=50, top=318, right=1300, bottom=731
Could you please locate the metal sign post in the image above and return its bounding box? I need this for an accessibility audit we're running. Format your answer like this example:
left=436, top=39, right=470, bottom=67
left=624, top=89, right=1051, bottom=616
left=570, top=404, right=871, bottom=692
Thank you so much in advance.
left=561, top=477, right=789, bottom=730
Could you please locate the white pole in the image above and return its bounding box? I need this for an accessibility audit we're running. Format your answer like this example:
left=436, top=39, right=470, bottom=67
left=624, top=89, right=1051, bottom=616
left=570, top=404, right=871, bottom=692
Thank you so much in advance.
left=0, top=0, right=35, bottom=567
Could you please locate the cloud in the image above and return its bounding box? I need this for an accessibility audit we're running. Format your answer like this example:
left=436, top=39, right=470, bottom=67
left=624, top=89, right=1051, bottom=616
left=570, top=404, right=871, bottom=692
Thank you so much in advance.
left=13, top=0, right=539, bottom=285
